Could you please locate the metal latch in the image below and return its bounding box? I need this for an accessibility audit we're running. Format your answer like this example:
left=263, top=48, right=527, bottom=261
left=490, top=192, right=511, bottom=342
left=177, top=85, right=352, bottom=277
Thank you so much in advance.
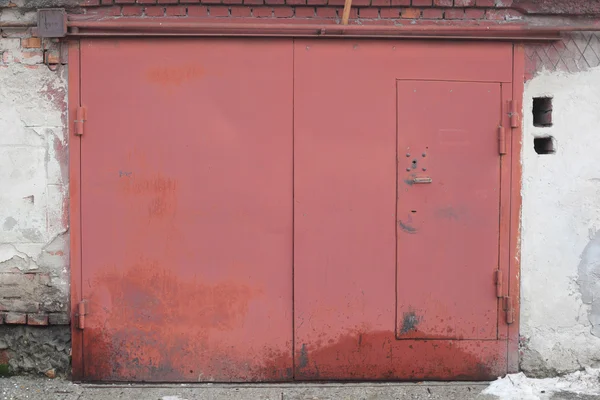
left=412, top=177, right=432, bottom=184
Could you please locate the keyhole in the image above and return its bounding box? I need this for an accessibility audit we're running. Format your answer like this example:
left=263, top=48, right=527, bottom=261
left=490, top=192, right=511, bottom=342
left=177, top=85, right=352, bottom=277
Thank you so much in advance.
left=411, top=159, right=418, bottom=169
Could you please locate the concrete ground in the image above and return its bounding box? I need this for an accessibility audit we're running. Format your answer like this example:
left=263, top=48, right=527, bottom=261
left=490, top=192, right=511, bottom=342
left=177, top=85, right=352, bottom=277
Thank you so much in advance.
left=1, top=377, right=599, bottom=400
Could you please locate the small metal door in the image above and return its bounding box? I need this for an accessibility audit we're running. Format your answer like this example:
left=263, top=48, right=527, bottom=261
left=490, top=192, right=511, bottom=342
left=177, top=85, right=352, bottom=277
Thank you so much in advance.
left=396, top=80, right=502, bottom=340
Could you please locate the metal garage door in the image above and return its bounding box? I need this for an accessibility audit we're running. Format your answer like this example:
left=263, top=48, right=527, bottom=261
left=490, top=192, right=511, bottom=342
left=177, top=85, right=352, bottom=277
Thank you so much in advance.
left=71, top=38, right=515, bottom=381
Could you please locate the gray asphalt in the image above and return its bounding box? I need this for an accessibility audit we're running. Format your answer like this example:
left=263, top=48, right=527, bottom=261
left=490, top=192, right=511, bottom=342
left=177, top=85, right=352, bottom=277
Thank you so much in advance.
left=3, top=376, right=600, bottom=400
left=1, top=376, right=497, bottom=400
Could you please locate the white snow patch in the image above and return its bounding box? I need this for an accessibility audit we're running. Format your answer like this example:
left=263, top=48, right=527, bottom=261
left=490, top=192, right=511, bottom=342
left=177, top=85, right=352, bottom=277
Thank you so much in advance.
left=483, top=368, right=600, bottom=399
left=162, top=396, right=188, bottom=400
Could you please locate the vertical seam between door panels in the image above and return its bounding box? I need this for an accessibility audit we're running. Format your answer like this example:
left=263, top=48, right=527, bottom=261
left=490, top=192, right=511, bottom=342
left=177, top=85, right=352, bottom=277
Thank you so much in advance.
left=508, top=44, right=515, bottom=367
left=497, top=82, right=503, bottom=341
left=291, top=38, right=296, bottom=381
left=394, top=79, right=399, bottom=340
left=78, top=40, right=84, bottom=377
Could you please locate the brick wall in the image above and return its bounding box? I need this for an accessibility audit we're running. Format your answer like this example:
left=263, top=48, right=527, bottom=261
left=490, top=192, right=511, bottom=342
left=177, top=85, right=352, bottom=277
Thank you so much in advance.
left=76, top=0, right=526, bottom=22
left=0, top=21, right=70, bottom=376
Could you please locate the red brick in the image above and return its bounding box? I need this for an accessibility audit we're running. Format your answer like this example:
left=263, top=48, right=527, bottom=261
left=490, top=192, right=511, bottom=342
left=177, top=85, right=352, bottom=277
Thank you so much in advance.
left=100, top=0, right=113, bottom=5
left=464, top=7, right=484, bottom=18
left=244, top=0, right=263, bottom=4
left=359, top=7, right=378, bottom=18
left=316, top=6, right=336, bottom=17
left=380, top=7, right=400, bottom=17
left=210, top=5, right=230, bottom=14
left=145, top=6, right=165, bottom=15
left=222, top=0, right=243, bottom=4
left=138, top=0, right=157, bottom=4
left=0, top=350, right=8, bottom=364
left=80, top=0, right=101, bottom=5
left=122, top=5, right=144, bottom=14
left=21, top=37, right=41, bottom=49
left=230, top=5, right=251, bottom=14
left=475, top=0, right=494, bottom=6
left=27, top=313, right=49, bottom=326
left=411, top=0, right=431, bottom=5
left=454, top=0, right=474, bottom=5
left=187, top=5, right=208, bottom=14
left=496, top=0, right=512, bottom=5
left=273, top=6, right=293, bottom=15
left=352, top=0, right=370, bottom=5
left=444, top=8, right=464, bottom=18
left=401, top=7, right=420, bottom=18
left=253, top=6, right=272, bottom=15
left=156, top=0, right=177, bottom=4
left=433, top=0, right=452, bottom=5
left=391, top=0, right=409, bottom=4
left=180, top=0, right=200, bottom=4
left=371, top=0, right=389, bottom=5
left=307, top=0, right=326, bottom=4
left=265, top=0, right=284, bottom=5
left=5, top=312, right=26, bottom=325
left=422, top=8, right=442, bottom=18
left=295, top=6, right=315, bottom=16
left=166, top=5, right=186, bottom=13
left=115, top=0, right=134, bottom=4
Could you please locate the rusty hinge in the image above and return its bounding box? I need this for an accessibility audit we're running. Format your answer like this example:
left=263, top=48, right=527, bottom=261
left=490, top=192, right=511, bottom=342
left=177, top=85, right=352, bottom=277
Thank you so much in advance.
left=509, top=100, right=520, bottom=129
left=503, top=296, right=514, bottom=325
left=495, top=269, right=503, bottom=298
left=497, top=126, right=506, bottom=155
left=74, top=106, right=86, bottom=136
left=76, top=301, right=87, bottom=330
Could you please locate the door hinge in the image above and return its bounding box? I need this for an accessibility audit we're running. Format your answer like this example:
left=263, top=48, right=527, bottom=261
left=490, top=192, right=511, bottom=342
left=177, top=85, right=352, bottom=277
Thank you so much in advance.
left=74, top=106, right=86, bottom=136
left=495, top=269, right=503, bottom=298
left=503, top=295, right=514, bottom=325
left=497, top=126, right=506, bottom=155
left=76, top=300, right=87, bottom=330
left=509, top=100, right=520, bottom=129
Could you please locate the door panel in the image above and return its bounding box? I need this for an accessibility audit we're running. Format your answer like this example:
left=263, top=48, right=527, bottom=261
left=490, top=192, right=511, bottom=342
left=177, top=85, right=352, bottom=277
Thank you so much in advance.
left=293, top=40, right=511, bottom=381
left=396, top=80, right=501, bottom=341
left=80, top=39, right=293, bottom=382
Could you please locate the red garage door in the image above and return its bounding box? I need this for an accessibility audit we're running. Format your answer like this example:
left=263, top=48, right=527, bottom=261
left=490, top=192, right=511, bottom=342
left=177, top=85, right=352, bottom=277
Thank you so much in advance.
left=73, top=38, right=515, bottom=382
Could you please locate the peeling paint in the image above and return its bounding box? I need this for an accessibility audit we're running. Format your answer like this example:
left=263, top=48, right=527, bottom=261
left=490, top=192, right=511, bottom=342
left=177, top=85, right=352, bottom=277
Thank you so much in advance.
left=577, top=230, right=600, bottom=337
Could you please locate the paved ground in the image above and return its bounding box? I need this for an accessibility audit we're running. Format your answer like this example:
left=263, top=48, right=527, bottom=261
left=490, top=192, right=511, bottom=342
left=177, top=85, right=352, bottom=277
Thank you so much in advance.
left=1, top=376, right=599, bottom=399
left=0, top=377, right=496, bottom=400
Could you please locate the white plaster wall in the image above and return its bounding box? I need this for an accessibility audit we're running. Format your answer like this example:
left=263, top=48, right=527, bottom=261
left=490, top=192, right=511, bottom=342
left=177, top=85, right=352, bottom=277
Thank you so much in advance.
left=0, top=60, right=69, bottom=310
left=521, top=66, right=600, bottom=376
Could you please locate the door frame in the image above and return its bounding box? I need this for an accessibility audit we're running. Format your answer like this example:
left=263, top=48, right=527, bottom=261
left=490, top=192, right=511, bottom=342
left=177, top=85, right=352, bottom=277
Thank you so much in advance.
left=68, top=38, right=524, bottom=381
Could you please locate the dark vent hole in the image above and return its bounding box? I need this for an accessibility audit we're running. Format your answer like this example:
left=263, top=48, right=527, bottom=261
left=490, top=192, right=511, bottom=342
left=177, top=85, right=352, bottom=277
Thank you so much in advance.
left=533, top=97, right=553, bottom=127
left=534, top=136, right=555, bottom=155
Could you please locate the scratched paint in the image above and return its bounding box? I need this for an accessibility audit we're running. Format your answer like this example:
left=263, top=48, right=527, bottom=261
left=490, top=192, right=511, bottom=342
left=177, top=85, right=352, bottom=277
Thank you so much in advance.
left=293, top=40, right=511, bottom=382
left=77, top=38, right=513, bottom=382
left=79, top=38, right=294, bottom=382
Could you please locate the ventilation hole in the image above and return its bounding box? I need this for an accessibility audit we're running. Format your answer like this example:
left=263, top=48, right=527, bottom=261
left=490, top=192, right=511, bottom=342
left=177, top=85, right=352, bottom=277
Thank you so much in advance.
left=534, top=136, right=555, bottom=155
left=533, top=97, right=553, bottom=127
left=411, top=210, right=417, bottom=213
left=411, top=159, right=417, bottom=169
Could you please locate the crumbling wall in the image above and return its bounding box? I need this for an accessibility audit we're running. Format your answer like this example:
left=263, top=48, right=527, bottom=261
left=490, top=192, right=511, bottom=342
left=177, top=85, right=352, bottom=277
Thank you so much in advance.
left=0, top=9, right=70, bottom=376
left=520, top=34, right=600, bottom=377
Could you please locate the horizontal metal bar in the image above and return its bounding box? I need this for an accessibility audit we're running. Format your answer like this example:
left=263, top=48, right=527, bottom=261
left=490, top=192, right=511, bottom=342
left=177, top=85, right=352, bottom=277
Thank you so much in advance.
left=66, top=20, right=566, bottom=40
